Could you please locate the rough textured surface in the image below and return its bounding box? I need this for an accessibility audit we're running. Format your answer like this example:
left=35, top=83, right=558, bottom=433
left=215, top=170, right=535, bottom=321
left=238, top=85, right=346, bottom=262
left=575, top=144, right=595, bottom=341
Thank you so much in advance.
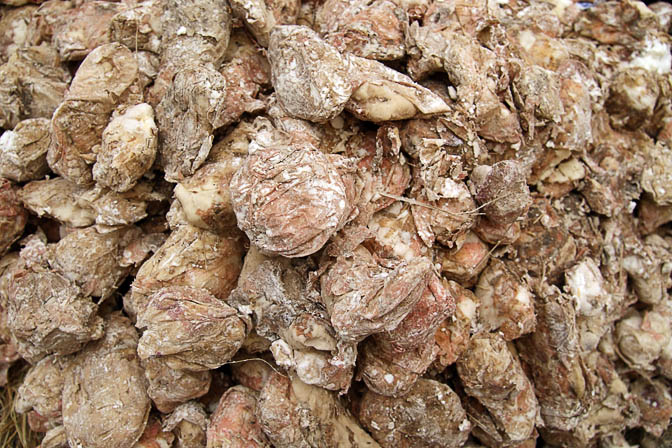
left=136, top=286, right=248, bottom=371
left=474, top=259, right=536, bottom=340
left=0, top=0, right=671, bottom=446
left=207, top=385, right=270, bottom=448
left=127, top=224, right=243, bottom=318
left=257, top=372, right=380, bottom=448
left=62, top=314, right=150, bottom=448
left=15, top=355, right=69, bottom=426
left=457, top=333, right=540, bottom=447
left=346, top=55, right=450, bottom=122
left=174, top=153, right=244, bottom=234
left=358, top=379, right=471, bottom=448
left=231, top=143, right=354, bottom=257
left=93, top=103, right=158, bottom=192
left=0, top=118, right=51, bottom=182
left=163, top=401, right=208, bottom=448
left=316, top=0, right=406, bottom=61
left=143, top=357, right=211, bottom=413
left=47, top=43, right=138, bottom=186
left=20, top=177, right=165, bottom=229
left=321, top=244, right=432, bottom=342
left=51, top=1, right=122, bottom=61
left=268, top=25, right=354, bottom=123
left=0, top=178, right=27, bottom=255
left=49, top=226, right=141, bottom=299
left=7, top=252, right=104, bottom=363
left=133, top=415, right=176, bottom=448
left=0, top=45, right=71, bottom=129
left=229, top=247, right=355, bottom=391
left=155, top=66, right=229, bottom=182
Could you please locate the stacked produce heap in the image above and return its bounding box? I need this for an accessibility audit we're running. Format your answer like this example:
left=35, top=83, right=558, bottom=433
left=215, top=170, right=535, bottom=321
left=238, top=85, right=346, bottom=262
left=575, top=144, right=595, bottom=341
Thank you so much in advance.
left=0, top=0, right=671, bottom=447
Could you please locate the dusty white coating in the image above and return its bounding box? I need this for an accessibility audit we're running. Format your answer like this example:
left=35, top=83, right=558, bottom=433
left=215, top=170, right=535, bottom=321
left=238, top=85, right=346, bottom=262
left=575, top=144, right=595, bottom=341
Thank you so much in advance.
left=629, top=38, right=672, bottom=74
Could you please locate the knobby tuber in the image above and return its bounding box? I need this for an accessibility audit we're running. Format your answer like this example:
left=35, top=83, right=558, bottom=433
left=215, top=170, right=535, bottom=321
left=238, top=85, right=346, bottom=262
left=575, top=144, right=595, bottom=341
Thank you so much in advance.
left=0, top=0, right=670, bottom=447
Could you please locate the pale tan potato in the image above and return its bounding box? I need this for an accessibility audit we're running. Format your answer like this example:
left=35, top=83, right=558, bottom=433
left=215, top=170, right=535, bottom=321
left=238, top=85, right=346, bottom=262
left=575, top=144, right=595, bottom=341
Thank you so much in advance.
left=0, top=46, right=71, bottom=129
left=0, top=118, right=51, bottom=182
left=230, top=143, right=354, bottom=257
left=47, top=42, right=139, bottom=186
left=207, top=385, right=270, bottom=448
left=8, top=266, right=103, bottom=363
left=136, top=286, right=248, bottom=371
left=127, top=224, right=244, bottom=318
left=268, top=25, right=354, bottom=123
left=62, top=314, right=150, bottom=448
left=143, top=357, right=211, bottom=413
left=358, top=379, right=470, bottom=448
left=163, top=401, right=208, bottom=448
left=93, top=103, right=158, bottom=192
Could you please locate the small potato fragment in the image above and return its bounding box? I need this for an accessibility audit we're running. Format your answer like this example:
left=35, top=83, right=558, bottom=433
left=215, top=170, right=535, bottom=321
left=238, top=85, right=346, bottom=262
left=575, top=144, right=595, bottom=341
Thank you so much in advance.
left=410, top=179, right=476, bottom=248
left=474, top=259, right=536, bottom=341
left=434, top=281, right=478, bottom=367
left=357, top=378, right=471, bottom=448
left=15, top=355, right=70, bottom=427
left=470, top=160, right=531, bottom=226
left=605, top=67, right=659, bottom=131
left=133, top=415, right=175, bottom=448
left=49, top=226, right=142, bottom=299
left=437, top=231, right=490, bottom=287
left=228, top=0, right=276, bottom=47
left=163, top=401, right=208, bottom=448
left=615, top=308, right=670, bottom=372
left=257, top=372, right=380, bottom=448
left=230, top=358, right=275, bottom=392
left=641, top=141, right=672, bottom=206
left=173, top=153, right=244, bottom=234
left=457, top=333, right=540, bottom=447
left=383, top=273, right=455, bottom=350
left=357, top=336, right=437, bottom=397
left=48, top=100, right=116, bottom=186
left=47, top=42, right=139, bottom=186
left=51, top=1, right=123, bottom=61
left=0, top=46, right=71, bottom=129
left=40, top=426, right=68, bottom=448
left=0, top=118, right=51, bottom=182
left=20, top=177, right=163, bottom=229
left=268, top=25, right=354, bottom=123
left=143, top=357, right=211, bottom=413
left=64, top=44, right=138, bottom=104
left=160, top=0, right=232, bottom=57
left=107, top=0, right=163, bottom=54
left=355, top=275, right=454, bottom=395
left=346, top=55, right=450, bottom=122
left=0, top=253, right=20, bottom=386
left=207, top=385, right=270, bottom=448
left=62, top=314, right=150, bottom=448
left=136, top=286, right=248, bottom=371
left=0, top=178, right=28, bottom=255
left=515, top=284, right=587, bottom=434
left=631, top=378, right=672, bottom=438
left=0, top=6, right=37, bottom=64
left=155, top=66, right=230, bottom=181
left=316, top=0, right=407, bottom=61
left=93, top=103, right=158, bottom=192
